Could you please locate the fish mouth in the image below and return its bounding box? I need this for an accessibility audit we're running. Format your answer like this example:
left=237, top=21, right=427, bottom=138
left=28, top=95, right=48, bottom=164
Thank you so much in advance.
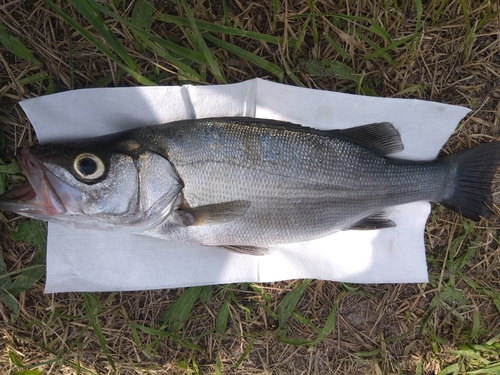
left=0, top=147, right=82, bottom=218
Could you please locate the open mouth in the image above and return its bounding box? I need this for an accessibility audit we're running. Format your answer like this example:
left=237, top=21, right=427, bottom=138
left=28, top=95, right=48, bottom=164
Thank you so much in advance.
left=0, top=147, right=79, bottom=217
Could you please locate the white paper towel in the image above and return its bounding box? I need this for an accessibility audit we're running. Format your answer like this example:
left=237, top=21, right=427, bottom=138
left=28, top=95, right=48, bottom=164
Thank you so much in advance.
left=18, top=79, right=470, bottom=292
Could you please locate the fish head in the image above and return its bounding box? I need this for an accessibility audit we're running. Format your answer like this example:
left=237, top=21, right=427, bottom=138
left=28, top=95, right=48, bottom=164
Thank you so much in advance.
left=0, top=138, right=182, bottom=231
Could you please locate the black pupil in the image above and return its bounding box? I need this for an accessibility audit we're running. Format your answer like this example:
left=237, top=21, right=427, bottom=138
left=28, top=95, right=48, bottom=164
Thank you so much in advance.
left=78, top=157, right=97, bottom=176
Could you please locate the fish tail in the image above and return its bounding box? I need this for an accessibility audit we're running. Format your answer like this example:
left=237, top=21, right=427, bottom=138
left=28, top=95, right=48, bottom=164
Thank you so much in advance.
left=439, top=141, right=500, bottom=220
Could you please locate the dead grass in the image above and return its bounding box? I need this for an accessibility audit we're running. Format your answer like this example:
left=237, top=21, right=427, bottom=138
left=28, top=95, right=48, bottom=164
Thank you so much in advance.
left=1, top=0, right=500, bottom=374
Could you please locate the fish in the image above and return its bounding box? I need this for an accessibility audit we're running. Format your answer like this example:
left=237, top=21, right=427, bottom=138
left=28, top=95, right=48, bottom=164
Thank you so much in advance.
left=1, top=117, right=499, bottom=255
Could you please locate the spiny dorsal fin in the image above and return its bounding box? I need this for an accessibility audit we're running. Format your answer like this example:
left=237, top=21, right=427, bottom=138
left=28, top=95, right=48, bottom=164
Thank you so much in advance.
left=349, top=211, right=396, bottom=230
left=179, top=200, right=251, bottom=226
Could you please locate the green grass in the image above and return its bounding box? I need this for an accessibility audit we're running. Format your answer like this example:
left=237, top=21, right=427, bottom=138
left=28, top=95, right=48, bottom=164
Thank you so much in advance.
left=40, top=0, right=433, bottom=87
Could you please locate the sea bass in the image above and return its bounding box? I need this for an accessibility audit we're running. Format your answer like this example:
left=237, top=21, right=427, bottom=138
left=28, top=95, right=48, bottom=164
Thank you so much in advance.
left=1, top=118, right=499, bottom=255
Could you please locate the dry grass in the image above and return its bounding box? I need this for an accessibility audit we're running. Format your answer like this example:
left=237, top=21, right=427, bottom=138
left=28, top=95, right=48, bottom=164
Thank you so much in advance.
left=1, top=0, right=500, bottom=374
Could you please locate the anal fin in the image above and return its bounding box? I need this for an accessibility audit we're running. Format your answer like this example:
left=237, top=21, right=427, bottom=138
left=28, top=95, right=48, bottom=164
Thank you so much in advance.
left=349, top=211, right=396, bottom=230
left=219, top=245, right=269, bottom=256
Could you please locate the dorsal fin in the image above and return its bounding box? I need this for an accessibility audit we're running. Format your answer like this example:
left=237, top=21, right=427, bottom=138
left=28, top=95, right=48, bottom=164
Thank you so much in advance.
left=220, top=118, right=404, bottom=156
left=329, top=122, right=404, bottom=156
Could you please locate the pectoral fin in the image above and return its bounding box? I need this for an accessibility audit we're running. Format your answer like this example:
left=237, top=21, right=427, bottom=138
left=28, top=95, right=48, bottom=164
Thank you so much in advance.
left=179, top=200, right=251, bottom=226
left=349, top=211, right=396, bottom=230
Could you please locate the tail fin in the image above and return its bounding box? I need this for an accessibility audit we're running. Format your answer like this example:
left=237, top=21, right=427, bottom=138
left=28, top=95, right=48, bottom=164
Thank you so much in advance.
left=440, top=141, right=500, bottom=220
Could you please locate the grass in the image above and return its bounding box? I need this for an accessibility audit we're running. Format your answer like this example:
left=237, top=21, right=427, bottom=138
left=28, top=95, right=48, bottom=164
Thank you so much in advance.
left=1, top=0, right=500, bottom=373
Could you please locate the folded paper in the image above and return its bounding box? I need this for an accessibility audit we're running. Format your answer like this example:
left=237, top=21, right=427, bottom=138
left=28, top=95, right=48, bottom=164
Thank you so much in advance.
left=19, top=79, right=470, bottom=292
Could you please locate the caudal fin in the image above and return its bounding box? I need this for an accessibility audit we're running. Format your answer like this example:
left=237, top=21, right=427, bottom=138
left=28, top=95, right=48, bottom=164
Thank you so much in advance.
left=440, top=141, right=500, bottom=220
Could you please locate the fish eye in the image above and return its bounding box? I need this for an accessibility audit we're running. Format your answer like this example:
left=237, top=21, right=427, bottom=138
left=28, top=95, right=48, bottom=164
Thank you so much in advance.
left=73, top=153, right=105, bottom=181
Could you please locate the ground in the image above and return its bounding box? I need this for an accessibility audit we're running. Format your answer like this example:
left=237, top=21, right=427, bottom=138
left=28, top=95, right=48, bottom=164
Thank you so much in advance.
left=0, top=1, right=499, bottom=374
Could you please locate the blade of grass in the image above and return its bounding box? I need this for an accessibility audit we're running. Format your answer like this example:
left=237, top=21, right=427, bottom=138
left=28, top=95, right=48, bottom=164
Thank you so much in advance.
left=278, top=336, right=313, bottom=345
left=45, top=0, right=155, bottom=85
left=0, top=24, right=41, bottom=64
left=234, top=338, right=254, bottom=369
left=330, top=14, right=392, bottom=42
left=272, top=0, right=279, bottom=32
left=368, top=21, right=392, bottom=43
left=282, top=59, right=304, bottom=87
left=276, top=279, right=312, bottom=337
left=6, top=220, right=46, bottom=297
left=307, top=0, right=319, bottom=46
left=458, top=0, right=474, bottom=61
left=0, top=248, right=19, bottom=321
left=83, top=293, right=117, bottom=372
left=199, top=285, right=213, bottom=303
left=364, top=33, right=417, bottom=62
left=203, top=33, right=284, bottom=80
left=294, top=16, right=310, bottom=54
left=91, top=2, right=204, bottom=79
left=128, top=323, right=203, bottom=352
left=227, top=290, right=251, bottom=333
left=128, top=322, right=169, bottom=337
left=131, top=0, right=154, bottom=52
left=461, top=275, right=500, bottom=314
left=476, top=3, right=500, bottom=30
left=278, top=291, right=343, bottom=346
left=323, top=34, right=349, bottom=60
left=294, top=13, right=393, bottom=43
left=8, top=350, right=24, bottom=367
left=221, top=0, right=230, bottom=26
left=428, top=0, right=449, bottom=23
left=291, top=311, right=321, bottom=334
left=358, top=34, right=393, bottom=64
left=415, top=361, right=423, bottom=375
left=129, top=324, right=143, bottom=351
left=415, top=0, right=423, bottom=32
left=468, top=363, right=500, bottom=374
left=177, top=24, right=199, bottom=54
left=312, top=292, right=342, bottom=344
left=89, top=69, right=122, bottom=88
left=16, top=72, right=51, bottom=86
left=259, top=302, right=279, bottom=320
left=215, top=353, right=222, bottom=375
left=142, top=38, right=203, bottom=81
left=157, top=14, right=294, bottom=46
left=70, top=0, right=137, bottom=71
left=355, top=348, right=383, bottom=357
left=160, top=286, right=204, bottom=333
left=215, top=300, right=229, bottom=335
left=180, top=1, right=226, bottom=83
left=130, top=331, right=205, bottom=355
left=30, top=333, right=100, bottom=374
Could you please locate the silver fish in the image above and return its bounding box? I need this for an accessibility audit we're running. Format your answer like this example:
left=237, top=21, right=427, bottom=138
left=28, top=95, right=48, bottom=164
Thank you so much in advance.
left=1, top=118, right=499, bottom=255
